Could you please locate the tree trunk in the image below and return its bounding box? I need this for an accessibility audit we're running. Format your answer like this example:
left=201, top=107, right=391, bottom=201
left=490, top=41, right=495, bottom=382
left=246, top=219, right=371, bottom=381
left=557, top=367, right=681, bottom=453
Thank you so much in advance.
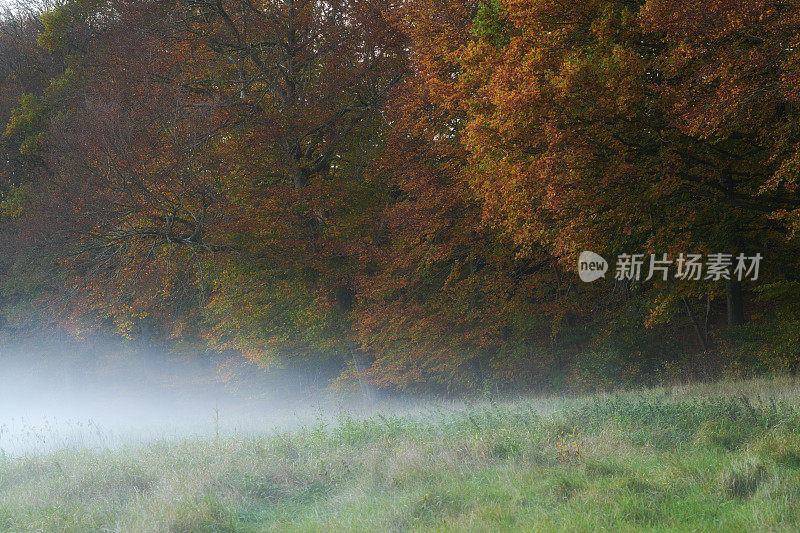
left=726, top=279, right=745, bottom=327
left=469, top=356, right=486, bottom=392
left=335, top=285, right=374, bottom=402
left=682, top=297, right=710, bottom=352
left=350, top=345, right=374, bottom=402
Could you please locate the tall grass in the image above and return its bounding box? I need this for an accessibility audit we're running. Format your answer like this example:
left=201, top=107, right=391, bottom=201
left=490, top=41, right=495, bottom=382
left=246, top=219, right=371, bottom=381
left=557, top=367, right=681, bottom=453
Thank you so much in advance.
left=1, top=377, right=799, bottom=531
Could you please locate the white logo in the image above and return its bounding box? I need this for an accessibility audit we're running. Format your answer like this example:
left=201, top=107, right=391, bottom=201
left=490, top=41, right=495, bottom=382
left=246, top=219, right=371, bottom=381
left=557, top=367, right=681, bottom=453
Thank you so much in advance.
left=578, top=251, right=608, bottom=282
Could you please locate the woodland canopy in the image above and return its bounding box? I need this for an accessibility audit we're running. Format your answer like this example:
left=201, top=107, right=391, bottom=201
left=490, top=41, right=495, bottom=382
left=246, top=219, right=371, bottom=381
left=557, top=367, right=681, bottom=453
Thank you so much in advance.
left=0, top=0, right=798, bottom=393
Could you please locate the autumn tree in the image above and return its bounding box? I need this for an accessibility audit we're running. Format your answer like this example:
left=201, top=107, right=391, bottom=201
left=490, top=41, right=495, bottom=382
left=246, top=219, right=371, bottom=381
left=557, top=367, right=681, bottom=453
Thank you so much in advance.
left=8, top=0, right=408, bottom=388
left=442, top=0, right=798, bottom=368
left=349, top=0, right=590, bottom=392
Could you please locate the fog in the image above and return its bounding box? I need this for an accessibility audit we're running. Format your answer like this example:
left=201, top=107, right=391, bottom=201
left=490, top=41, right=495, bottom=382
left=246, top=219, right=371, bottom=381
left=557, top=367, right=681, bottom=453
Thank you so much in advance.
left=0, top=337, right=457, bottom=456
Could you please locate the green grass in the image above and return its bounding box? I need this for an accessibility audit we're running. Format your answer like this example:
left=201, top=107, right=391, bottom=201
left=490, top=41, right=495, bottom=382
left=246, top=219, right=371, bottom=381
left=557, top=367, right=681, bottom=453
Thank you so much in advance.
left=2, top=376, right=800, bottom=531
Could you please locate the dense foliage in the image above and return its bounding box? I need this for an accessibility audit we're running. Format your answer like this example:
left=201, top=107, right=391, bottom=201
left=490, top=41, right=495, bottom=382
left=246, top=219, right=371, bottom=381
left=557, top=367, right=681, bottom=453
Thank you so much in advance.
left=0, top=0, right=798, bottom=392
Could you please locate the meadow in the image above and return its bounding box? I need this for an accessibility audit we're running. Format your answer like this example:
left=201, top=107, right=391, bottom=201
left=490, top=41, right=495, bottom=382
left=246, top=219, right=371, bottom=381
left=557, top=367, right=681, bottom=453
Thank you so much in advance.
left=1, top=377, right=800, bottom=532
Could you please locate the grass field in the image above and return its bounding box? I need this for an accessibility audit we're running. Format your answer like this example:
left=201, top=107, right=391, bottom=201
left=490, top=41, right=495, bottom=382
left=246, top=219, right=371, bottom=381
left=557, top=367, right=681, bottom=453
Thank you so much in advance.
left=1, top=377, right=800, bottom=532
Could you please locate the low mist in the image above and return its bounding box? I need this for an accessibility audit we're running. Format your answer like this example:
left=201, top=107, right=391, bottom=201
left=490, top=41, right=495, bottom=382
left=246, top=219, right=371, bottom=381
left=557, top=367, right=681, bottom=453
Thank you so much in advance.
left=0, top=336, right=442, bottom=456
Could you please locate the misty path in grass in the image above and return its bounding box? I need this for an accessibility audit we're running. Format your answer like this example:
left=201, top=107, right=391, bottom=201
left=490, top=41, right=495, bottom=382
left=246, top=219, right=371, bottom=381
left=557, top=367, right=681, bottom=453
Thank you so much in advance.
left=1, top=377, right=800, bottom=531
